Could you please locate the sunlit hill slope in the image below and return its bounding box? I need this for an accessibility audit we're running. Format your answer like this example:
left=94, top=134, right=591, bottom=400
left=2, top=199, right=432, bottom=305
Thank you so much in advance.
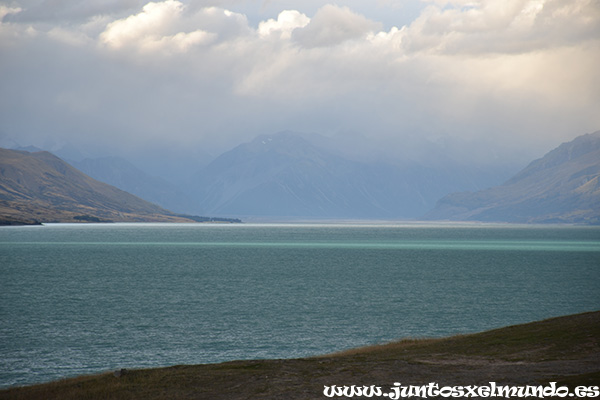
left=0, top=148, right=199, bottom=224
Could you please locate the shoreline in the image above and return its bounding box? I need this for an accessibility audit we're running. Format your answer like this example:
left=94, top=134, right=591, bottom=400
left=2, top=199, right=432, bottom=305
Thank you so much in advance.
left=2, top=311, right=598, bottom=399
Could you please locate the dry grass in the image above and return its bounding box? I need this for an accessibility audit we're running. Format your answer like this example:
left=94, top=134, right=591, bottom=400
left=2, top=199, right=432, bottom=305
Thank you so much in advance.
left=2, top=311, right=599, bottom=400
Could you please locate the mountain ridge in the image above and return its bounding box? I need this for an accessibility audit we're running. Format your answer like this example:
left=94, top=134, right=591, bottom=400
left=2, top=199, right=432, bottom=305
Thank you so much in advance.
left=424, top=131, right=600, bottom=224
left=0, top=148, right=230, bottom=224
left=71, top=156, right=197, bottom=214
left=191, top=131, right=512, bottom=219
left=193, top=133, right=392, bottom=218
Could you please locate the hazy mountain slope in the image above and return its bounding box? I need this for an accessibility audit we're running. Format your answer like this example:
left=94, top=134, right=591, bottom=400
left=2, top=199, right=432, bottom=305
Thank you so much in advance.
left=0, top=148, right=195, bottom=224
left=194, top=133, right=394, bottom=218
left=192, top=132, right=513, bottom=219
left=425, top=131, right=600, bottom=224
left=71, top=157, right=196, bottom=214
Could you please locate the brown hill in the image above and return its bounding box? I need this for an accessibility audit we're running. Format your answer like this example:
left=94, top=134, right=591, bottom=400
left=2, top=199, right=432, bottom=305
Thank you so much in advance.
left=0, top=148, right=195, bottom=224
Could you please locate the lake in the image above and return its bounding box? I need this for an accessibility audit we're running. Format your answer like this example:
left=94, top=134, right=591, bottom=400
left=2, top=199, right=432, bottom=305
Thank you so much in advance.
left=1, top=222, right=599, bottom=388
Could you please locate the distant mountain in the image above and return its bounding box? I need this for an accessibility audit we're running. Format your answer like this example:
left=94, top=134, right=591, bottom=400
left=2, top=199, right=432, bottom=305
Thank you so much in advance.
left=51, top=144, right=215, bottom=188
left=425, top=131, right=600, bottom=224
left=192, top=132, right=513, bottom=219
left=71, top=157, right=196, bottom=214
left=13, top=145, right=45, bottom=153
left=0, top=148, right=200, bottom=224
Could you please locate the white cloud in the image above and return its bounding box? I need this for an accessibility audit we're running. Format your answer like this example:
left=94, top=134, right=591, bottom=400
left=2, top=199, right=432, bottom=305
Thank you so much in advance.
left=141, top=29, right=215, bottom=53
left=401, top=0, right=600, bottom=54
left=0, top=5, right=22, bottom=20
left=99, top=1, right=253, bottom=53
left=100, top=0, right=185, bottom=49
left=258, top=9, right=309, bottom=39
left=419, top=0, right=478, bottom=7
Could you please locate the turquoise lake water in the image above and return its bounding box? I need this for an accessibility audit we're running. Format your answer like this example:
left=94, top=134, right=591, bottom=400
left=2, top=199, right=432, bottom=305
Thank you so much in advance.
left=1, top=223, right=599, bottom=388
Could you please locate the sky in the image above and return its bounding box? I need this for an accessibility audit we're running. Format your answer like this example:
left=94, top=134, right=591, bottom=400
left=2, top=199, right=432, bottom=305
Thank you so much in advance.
left=1, top=0, right=599, bottom=162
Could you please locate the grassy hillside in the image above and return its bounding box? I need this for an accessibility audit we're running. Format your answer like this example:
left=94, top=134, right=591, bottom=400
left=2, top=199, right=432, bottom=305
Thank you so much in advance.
left=1, top=311, right=598, bottom=399
left=0, top=148, right=196, bottom=224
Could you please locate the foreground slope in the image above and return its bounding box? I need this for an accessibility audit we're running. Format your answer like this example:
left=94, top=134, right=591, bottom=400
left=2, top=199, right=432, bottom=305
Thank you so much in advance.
left=426, top=131, right=600, bottom=224
left=0, top=148, right=195, bottom=224
left=1, top=311, right=598, bottom=399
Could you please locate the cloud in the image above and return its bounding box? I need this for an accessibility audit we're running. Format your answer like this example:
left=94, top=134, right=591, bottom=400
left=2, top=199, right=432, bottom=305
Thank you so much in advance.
left=47, top=26, right=93, bottom=46
left=3, top=0, right=145, bottom=23
left=258, top=9, right=309, bottom=39
left=99, top=1, right=255, bottom=53
left=292, top=5, right=381, bottom=47
left=0, top=0, right=599, bottom=159
left=401, top=0, right=600, bottom=54
left=99, top=0, right=213, bottom=52
left=0, top=5, right=22, bottom=20
left=100, top=1, right=183, bottom=49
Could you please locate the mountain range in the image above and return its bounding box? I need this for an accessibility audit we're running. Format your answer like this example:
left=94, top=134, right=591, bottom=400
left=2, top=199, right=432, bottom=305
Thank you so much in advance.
left=2, top=130, right=599, bottom=224
left=425, top=131, right=600, bottom=224
left=190, top=131, right=512, bottom=219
